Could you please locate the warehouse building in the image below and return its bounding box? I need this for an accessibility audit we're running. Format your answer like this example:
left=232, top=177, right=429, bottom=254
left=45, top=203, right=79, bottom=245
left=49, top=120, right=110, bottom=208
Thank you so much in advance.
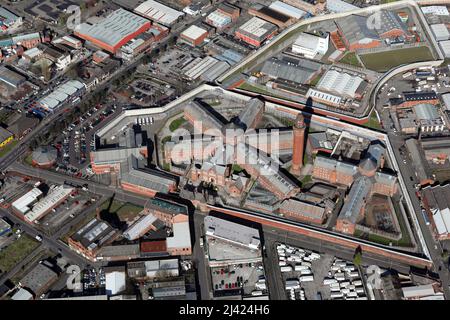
left=413, top=103, right=445, bottom=133
left=182, top=56, right=227, bottom=81
left=180, top=25, right=208, bottom=47
left=69, top=218, right=120, bottom=261
left=326, top=0, right=359, bottom=13
left=430, top=24, right=450, bottom=41
left=24, top=185, right=74, bottom=223
left=317, top=69, right=366, bottom=99
left=439, top=40, right=450, bottom=58
left=134, top=0, right=184, bottom=26
left=248, top=4, right=294, bottom=28
left=204, top=216, right=262, bottom=267
left=12, top=187, right=44, bottom=216
left=205, top=10, right=233, bottom=30
left=336, top=14, right=381, bottom=51
left=292, top=32, right=329, bottom=59
left=235, top=17, right=277, bottom=47
left=402, top=284, right=444, bottom=300
left=0, top=7, right=23, bottom=32
left=261, top=55, right=323, bottom=84
left=0, top=218, right=11, bottom=237
left=123, top=212, right=157, bottom=240
left=421, top=184, right=450, bottom=240
left=0, top=65, right=26, bottom=89
left=268, top=1, right=306, bottom=20
left=127, top=259, right=179, bottom=279
left=75, top=8, right=151, bottom=53
left=105, top=266, right=126, bottom=296
left=19, top=263, right=58, bottom=297
left=38, top=79, right=85, bottom=112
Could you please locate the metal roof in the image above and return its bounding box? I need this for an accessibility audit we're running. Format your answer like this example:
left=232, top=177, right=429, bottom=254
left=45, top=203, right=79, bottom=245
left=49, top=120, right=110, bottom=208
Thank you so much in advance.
left=261, top=56, right=321, bottom=84
left=269, top=1, right=306, bottom=19
left=318, top=69, right=364, bottom=98
left=414, top=103, right=440, bottom=121
left=76, top=8, right=150, bottom=49
left=134, top=0, right=184, bottom=26
left=237, top=17, right=277, bottom=40
left=0, top=65, right=25, bottom=88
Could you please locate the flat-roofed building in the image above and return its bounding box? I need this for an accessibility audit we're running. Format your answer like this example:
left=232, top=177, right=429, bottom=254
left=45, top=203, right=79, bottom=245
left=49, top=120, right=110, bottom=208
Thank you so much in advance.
left=134, top=0, right=184, bottom=27
left=68, top=218, right=120, bottom=261
left=292, top=32, right=329, bottom=59
left=74, top=8, right=151, bottom=53
left=421, top=184, right=450, bottom=240
left=180, top=25, right=208, bottom=47
left=0, top=65, right=26, bottom=89
left=248, top=4, right=293, bottom=28
left=127, top=258, right=179, bottom=279
left=430, top=24, right=450, bottom=41
left=24, top=185, right=74, bottom=223
left=269, top=1, right=306, bottom=20
left=235, top=17, right=277, bottom=47
left=19, top=263, right=58, bottom=297
left=204, top=216, right=262, bottom=267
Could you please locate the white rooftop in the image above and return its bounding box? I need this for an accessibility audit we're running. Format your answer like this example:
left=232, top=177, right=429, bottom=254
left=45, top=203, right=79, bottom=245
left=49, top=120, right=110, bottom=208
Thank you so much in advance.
left=134, top=0, right=184, bottom=26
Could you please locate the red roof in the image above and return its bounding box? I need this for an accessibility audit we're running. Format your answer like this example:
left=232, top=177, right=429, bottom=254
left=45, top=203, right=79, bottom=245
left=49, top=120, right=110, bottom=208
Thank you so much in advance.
left=140, top=240, right=167, bottom=253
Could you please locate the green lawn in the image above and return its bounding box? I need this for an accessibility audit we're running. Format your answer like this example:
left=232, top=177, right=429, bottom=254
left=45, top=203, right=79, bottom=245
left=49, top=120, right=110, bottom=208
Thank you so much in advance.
left=100, top=200, right=143, bottom=222
left=339, top=52, right=362, bottom=68
left=0, top=235, right=40, bottom=274
left=169, top=117, right=186, bottom=132
left=301, top=175, right=312, bottom=187
left=364, top=111, right=382, bottom=130
left=0, top=140, right=18, bottom=158
left=309, top=72, right=323, bottom=87
left=359, top=46, right=434, bottom=72
left=232, top=164, right=244, bottom=174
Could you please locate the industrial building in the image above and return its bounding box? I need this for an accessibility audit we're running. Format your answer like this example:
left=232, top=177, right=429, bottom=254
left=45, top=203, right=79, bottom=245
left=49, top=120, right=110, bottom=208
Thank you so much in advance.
left=402, top=284, right=444, bottom=300
left=31, top=146, right=58, bottom=168
left=205, top=10, right=233, bottom=29
left=268, top=1, right=306, bottom=20
left=105, top=266, right=126, bottom=296
left=24, top=185, right=75, bottom=223
left=336, top=14, right=381, bottom=51
left=75, top=8, right=151, bottom=53
left=292, top=32, right=329, bottom=59
left=439, top=40, right=450, bottom=58
left=180, top=25, right=208, bottom=47
left=430, top=24, right=450, bottom=41
left=0, top=218, right=11, bottom=237
left=12, top=187, right=44, bottom=216
left=19, top=263, right=58, bottom=297
left=326, top=0, right=359, bottom=13
left=260, top=55, right=323, bottom=85
left=317, top=69, right=366, bottom=99
left=0, top=7, right=23, bottom=32
left=248, top=4, right=294, bottom=28
left=127, top=259, right=179, bottom=279
left=37, top=80, right=85, bottom=112
left=68, top=218, right=120, bottom=261
left=421, top=184, right=450, bottom=240
left=134, top=0, right=184, bottom=26
left=235, top=17, right=278, bottom=47
left=0, top=65, right=26, bottom=89
left=204, top=216, right=262, bottom=267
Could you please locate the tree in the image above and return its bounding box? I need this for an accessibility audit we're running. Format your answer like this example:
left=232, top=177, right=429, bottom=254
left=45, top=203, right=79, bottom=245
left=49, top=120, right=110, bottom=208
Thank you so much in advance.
left=353, top=252, right=362, bottom=267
